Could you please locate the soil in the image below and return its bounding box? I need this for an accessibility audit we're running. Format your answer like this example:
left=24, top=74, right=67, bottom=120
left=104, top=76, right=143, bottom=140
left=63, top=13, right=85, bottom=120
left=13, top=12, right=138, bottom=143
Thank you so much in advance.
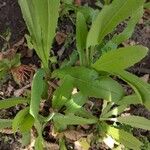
left=0, top=0, right=150, bottom=150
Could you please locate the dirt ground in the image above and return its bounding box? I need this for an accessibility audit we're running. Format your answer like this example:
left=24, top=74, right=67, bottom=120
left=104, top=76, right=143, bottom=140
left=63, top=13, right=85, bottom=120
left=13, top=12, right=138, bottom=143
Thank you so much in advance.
left=0, top=0, right=150, bottom=149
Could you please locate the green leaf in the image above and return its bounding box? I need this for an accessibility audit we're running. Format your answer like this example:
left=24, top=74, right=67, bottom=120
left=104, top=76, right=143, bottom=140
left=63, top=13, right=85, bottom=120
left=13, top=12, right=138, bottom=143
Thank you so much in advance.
left=65, top=92, right=87, bottom=114
left=92, top=46, right=148, bottom=71
left=106, top=126, right=143, bottom=150
left=86, top=0, right=144, bottom=48
left=52, top=75, right=74, bottom=110
left=22, top=132, right=31, bottom=147
left=53, top=113, right=97, bottom=127
left=53, top=67, right=124, bottom=102
left=103, top=7, right=143, bottom=50
left=35, top=136, right=44, bottom=150
left=114, top=70, right=150, bottom=110
left=12, top=107, right=34, bottom=133
left=76, top=11, right=88, bottom=65
left=0, top=119, right=12, bottom=129
left=30, top=69, right=45, bottom=119
left=19, top=0, right=60, bottom=69
left=101, top=105, right=127, bottom=118
left=144, top=2, right=150, bottom=9
left=0, top=97, right=29, bottom=110
left=59, top=138, right=67, bottom=150
left=117, top=94, right=141, bottom=106
left=117, top=116, right=150, bottom=130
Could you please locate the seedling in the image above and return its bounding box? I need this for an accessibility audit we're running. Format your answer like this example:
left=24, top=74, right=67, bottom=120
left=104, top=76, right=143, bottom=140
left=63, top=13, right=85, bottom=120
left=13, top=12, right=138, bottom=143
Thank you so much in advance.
left=0, top=0, right=150, bottom=149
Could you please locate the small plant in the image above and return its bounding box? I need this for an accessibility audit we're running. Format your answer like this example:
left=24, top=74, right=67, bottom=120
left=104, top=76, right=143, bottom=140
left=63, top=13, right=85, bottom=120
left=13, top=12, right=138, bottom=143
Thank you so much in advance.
left=0, top=0, right=150, bottom=149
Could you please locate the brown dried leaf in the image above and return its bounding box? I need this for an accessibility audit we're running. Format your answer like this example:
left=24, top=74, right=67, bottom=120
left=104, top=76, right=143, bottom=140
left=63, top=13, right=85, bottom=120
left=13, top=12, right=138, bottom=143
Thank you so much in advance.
left=55, top=32, right=67, bottom=45
left=64, top=130, right=86, bottom=141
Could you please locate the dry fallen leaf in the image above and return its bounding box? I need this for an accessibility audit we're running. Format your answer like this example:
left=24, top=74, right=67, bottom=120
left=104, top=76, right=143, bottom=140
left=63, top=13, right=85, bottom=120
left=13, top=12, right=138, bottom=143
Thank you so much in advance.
left=55, top=32, right=67, bottom=45
left=74, top=138, right=90, bottom=150
left=64, top=130, right=86, bottom=141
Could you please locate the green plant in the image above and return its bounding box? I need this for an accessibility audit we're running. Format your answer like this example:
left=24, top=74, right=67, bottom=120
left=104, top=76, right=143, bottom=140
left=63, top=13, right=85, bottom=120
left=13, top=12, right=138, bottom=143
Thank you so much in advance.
left=0, top=0, right=150, bottom=149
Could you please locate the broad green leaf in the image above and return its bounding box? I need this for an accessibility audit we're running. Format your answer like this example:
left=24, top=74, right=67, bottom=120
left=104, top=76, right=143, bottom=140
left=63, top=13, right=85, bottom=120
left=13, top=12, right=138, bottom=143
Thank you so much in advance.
left=86, top=0, right=144, bottom=48
left=52, top=75, right=74, bottom=110
left=117, top=116, right=150, bottom=131
left=103, top=7, right=143, bottom=50
left=76, top=11, right=88, bottom=65
left=106, top=126, right=143, bottom=150
left=19, top=114, right=34, bottom=133
left=0, top=119, right=12, bottom=129
left=117, top=94, right=141, bottom=106
left=30, top=69, right=45, bottom=118
left=0, top=97, right=29, bottom=110
left=53, top=67, right=124, bottom=102
left=19, top=0, right=60, bottom=69
left=114, top=70, right=150, bottom=110
left=12, top=107, right=34, bottom=133
left=92, top=46, right=148, bottom=71
left=53, top=113, right=97, bottom=127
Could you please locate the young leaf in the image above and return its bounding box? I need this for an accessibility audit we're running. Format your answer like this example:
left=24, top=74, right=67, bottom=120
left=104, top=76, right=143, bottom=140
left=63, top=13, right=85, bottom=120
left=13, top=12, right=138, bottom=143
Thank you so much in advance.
left=0, top=119, right=12, bottom=129
left=86, top=0, right=144, bottom=48
left=92, top=46, right=148, bottom=71
left=53, top=67, right=124, bottom=102
left=52, top=75, right=74, bottom=110
left=30, top=69, right=45, bottom=119
left=0, top=97, right=29, bottom=110
left=117, top=116, right=150, bottom=131
left=12, top=107, right=34, bottom=133
left=106, top=126, right=143, bottom=150
left=76, top=11, right=88, bottom=65
left=19, top=0, right=60, bottom=69
left=102, top=105, right=127, bottom=118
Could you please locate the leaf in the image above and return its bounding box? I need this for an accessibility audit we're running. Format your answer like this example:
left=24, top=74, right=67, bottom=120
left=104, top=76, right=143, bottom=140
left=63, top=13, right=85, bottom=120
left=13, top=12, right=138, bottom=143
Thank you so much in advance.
left=117, top=94, right=141, bottom=106
left=92, top=46, right=148, bottom=71
left=53, top=67, right=124, bottom=102
left=86, top=0, right=144, bottom=48
left=21, top=132, right=31, bottom=147
left=12, top=107, right=34, bottom=133
left=102, top=105, right=127, bottom=118
left=106, top=126, right=143, bottom=150
left=144, top=2, right=150, bottom=9
left=30, top=69, right=45, bottom=119
left=35, top=136, right=44, bottom=150
left=117, top=116, right=150, bottom=131
left=19, top=0, right=60, bottom=69
left=65, top=92, right=87, bottom=114
left=103, top=7, right=143, bottom=50
left=0, top=119, right=12, bottom=129
left=76, top=11, right=88, bottom=65
left=52, top=75, right=74, bottom=110
left=114, top=70, right=150, bottom=110
left=0, top=97, right=29, bottom=110
left=59, top=138, right=67, bottom=150
left=53, top=113, right=97, bottom=127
